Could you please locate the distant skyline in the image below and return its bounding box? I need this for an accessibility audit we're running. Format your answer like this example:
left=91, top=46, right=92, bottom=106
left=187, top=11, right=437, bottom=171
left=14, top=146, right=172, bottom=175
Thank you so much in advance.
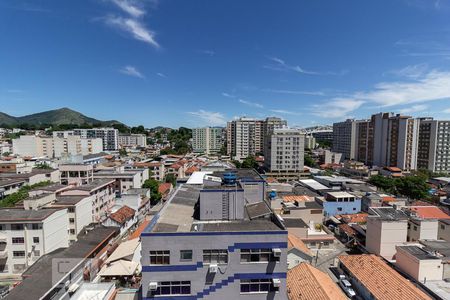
left=1, top=0, right=450, bottom=128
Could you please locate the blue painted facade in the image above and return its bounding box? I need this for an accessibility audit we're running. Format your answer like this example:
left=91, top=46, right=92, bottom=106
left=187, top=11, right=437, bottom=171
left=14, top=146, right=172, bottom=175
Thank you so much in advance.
left=322, top=199, right=362, bottom=216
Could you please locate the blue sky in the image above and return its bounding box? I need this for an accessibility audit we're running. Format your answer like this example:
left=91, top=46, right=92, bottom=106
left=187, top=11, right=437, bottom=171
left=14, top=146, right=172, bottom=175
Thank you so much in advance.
left=1, top=0, right=450, bottom=128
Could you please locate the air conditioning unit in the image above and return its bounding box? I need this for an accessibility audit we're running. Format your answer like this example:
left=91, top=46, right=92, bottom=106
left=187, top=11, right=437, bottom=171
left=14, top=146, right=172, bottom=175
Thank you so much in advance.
left=209, top=264, right=218, bottom=273
left=272, top=248, right=282, bottom=257
left=272, top=278, right=281, bottom=288
left=149, top=282, right=158, bottom=291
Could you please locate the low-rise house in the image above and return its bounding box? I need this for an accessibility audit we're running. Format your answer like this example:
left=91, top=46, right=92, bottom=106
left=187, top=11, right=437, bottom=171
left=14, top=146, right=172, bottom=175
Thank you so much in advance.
left=0, top=168, right=59, bottom=185
left=61, top=179, right=115, bottom=223
left=280, top=198, right=324, bottom=225
left=366, top=207, right=409, bottom=259
left=0, top=178, right=26, bottom=199
left=52, top=195, right=93, bottom=242
left=317, top=191, right=361, bottom=216
left=158, top=182, right=173, bottom=201
left=438, top=219, right=450, bottom=241
left=396, top=245, right=443, bottom=282
left=287, top=262, right=346, bottom=300
left=407, top=218, right=439, bottom=242
left=287, top=234, right=312, bottom=269
left=339, top=254, right=432, bottom=300
left=380, top=166, right=405, bottom=178
left=94, top=168, right=148, bottom=196
left=59, top=163, right=94, bottom=185
left=117, top=188, right=150, bottom=221
left=103, top=205, right=136, bottom=236
left=0, top=208, right=69, bottom=277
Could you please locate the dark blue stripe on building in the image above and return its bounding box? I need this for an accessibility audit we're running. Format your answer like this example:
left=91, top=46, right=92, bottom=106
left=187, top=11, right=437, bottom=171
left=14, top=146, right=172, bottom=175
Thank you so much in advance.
left=141, top=230, right=288, bottom=237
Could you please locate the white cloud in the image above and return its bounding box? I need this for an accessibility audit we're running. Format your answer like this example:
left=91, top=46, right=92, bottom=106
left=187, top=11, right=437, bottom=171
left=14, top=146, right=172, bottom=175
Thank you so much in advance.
left=238, top=99, right=264, bottom=108
left=312, top=98, right=364, bottom=118
left=105, top=16, right=159, bottom=48
left=262, top=88, right=325, bottom=96
left=222, top=92, right=236, bottom=98
left=398, top=104, right=428, bottom=114
left=119, top=65, right=144, bottom=78
left=156, top=72, right=167, bottom=78
left=198, top=49, right=215, bottom=56
left=265, top=57, right=347, bottom=76
left=270, top=109, right=302, bottom=116
left=111, top=0, right=145, bottom=18
left=187, top=110, right=226, bottom=126
left=355, top=70, right=450, bottom=107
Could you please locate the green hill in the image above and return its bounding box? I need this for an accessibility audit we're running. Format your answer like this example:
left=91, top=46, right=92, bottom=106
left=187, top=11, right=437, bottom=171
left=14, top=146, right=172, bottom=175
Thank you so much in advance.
left=0, top=107, right=122, bottom=127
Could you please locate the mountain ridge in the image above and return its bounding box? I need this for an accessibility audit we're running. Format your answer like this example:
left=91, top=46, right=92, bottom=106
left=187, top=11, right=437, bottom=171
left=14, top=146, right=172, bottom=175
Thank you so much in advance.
left=0, top=107, right=122, bottom=127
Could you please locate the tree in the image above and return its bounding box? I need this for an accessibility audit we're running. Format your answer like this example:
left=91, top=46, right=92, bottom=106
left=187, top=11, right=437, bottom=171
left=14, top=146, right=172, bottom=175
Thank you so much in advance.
left=165, top=174, right=177, bottom=187
left=396, top=176, right=429, bottom=200
left=142, top=179, right=162, bottom=204
left=368, top=175, right=396, bottom=194
left=35, top=163, right=52, bottom=169
left=241, top=156, right=258, bottom=169
left=1, top=152, right=11, bottom=157
left=304, top=153, right=317, bottom=168
left=119, top=148, right=127, bottom=156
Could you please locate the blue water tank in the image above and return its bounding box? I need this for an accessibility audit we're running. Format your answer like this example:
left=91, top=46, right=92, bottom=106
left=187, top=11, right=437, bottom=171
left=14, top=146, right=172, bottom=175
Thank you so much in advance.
left=269, top=190, right=277, bottom=200
left=223, top=172, right=237, bottom=185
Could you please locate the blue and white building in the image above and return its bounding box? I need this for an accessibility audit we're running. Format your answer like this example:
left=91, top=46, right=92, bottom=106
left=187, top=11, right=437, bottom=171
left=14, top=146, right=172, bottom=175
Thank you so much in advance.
left=141, top=169, right=288, bottom=300
left=318, top=191, right=361, bottom=216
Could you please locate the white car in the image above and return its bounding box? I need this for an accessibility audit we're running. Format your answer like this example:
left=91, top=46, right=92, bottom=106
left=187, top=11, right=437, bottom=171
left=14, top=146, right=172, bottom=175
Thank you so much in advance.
left=339, top=277, right=356, bottom=298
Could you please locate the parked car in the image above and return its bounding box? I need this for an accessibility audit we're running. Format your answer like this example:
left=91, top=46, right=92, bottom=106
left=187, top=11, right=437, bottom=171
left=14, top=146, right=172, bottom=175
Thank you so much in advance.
left=339, top=275, right=356, bottom=298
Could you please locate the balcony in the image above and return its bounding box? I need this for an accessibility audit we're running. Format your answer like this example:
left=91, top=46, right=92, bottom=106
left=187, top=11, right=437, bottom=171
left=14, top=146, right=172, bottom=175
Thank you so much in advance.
left=0, top=242, right=7, bottom=259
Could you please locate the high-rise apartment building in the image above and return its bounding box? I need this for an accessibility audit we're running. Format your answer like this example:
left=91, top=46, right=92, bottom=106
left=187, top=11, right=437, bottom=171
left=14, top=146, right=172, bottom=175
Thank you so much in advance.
left=227, top=117, right=286, bottom=161
left=354, top=113, right=419, bottom=170
left=417, top=118, right=450, bottom=173
left=192, top=127, right=224, bottom=155
left=332, top=119, right=358, bottom=160
left=264, top=128, right=304, bottom=174
left=53, top=128, right=119, bottom=151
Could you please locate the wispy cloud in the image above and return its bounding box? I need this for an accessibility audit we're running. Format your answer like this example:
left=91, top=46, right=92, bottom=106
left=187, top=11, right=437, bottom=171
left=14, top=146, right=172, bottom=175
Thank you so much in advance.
left=156, top=72, right=167, bottom=78
left=119, top=65, right=144, bottom=78
left=312, top=98, right=364, bottom=119
left=238, top=99, right=264, bottom=109
left=187, top=110, right=226, bottom=126
left=387, top=64, right=429, bottom=79
left=270, top=109, right=302, bottom=116
left=102, top=0, right=159, bottom=48
left=264, top=57, right=347, bottom=76
left=262, top=88, right=325, bottom=96
left=222, top=92, right=236, bottom=98
left=197, top=49, right=215, bottom=56
left=354, top=70, right=450, bottom=107
left=6, top=89, right=25, bottom=93
left=443, top=108, right=450, bottom=113
left=399, top=104, right=429, bottom=114
left=395, top=36, right=450, bottom=58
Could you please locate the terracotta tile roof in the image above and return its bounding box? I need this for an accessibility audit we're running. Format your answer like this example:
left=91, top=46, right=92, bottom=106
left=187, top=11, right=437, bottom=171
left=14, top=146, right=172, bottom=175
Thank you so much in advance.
left=282, top=195, right=312, bottom=202
left=287, top=234, right=312, bottom=256
left=391, top=173, right=404, bottom=177
left=185, top=166, right=199, bottom=175
left=410, top=201, right=434, bottom=206
left=408, top=206, right=450, bottom=219
left=134, top=162, right=161, bottom=168
left=169, top=163, right=182, bottom=169
left=158, top=183, right=172, bottom=195
left=382, top=196, right=396, bottom=202
left=337, top=213, right=368, bottom=224
left=287, top=262, right=347, bottom=300
left=265, top=177, right=278, bottom=183
left=338, top=254, right=432, bottom=300
left=386, top=166, right=402, bottom=172
left=129, top=219, right=150, bottom=240
left=109, top=205, right=135, bottom=225
left=338, top=224, right=357, bottom=236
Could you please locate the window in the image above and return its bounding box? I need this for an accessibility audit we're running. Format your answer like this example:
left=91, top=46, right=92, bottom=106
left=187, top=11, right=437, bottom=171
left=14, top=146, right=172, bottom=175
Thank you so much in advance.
left=240, top=249, right=273, bottom=263
left=70, top=229, right=76, bottom=235
left=240, top=279, right=278, bottom=293
left=413, top=225, right=418, bottom=231
left=151, top=281, right=191, bottom=296
left=180, top=250, right=192, bottom=261
left=33, top=237, right=40, bottom=243
left=150, top=250, right=170, bottom=265
left=337, top=207, right=343, bottom=212
left=441, top=224, right=445, bottom=230
left=31, top=224, right=40, bottom=230
left=11, top=224, right=24, bottom=231
left=203, top=249, right=228, bottom=264
left=69, top=218, right=75, bottom=224
left=13, top=251, right=26, bottom=258
left=12, top=237, right=24, bottom=244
